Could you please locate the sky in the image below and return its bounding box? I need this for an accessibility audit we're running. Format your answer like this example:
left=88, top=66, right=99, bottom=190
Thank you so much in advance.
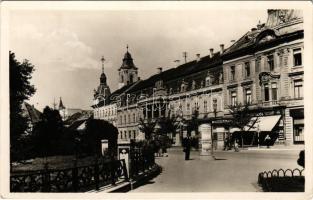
left=9, top=9, right=268, bottom=111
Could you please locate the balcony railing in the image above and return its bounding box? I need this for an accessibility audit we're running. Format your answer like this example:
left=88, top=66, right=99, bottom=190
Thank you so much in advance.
left=262, top=100, right=279, bottom=107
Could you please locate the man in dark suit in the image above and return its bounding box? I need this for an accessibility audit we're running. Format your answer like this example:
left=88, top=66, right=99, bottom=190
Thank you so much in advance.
left=184, top=136, right=191, bottom=160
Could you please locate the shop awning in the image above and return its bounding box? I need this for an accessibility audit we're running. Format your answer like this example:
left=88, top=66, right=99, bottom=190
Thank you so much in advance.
left=244, top=115, right=281, bottom=132
left=230, top=127, right=241, bottom=133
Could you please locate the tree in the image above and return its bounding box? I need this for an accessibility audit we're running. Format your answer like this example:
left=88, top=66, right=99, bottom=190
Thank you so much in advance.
left=157, top=112, right=179, bottom=138
left=9, top=51, right=36, bottom=161
left=138, top=118, right=157, bottom=141
left=227, top=102, right=259, bottom=148
left=85, top=119, right=118, bottom=159
left=297, top=150, right=304, bottom=168
left=32, top=106, right=64, bottom=158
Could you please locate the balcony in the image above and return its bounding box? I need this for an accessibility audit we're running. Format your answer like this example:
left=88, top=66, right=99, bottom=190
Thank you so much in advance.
left=289, top=66, right=304, bottom=76
left=261, top=100, right=279, bottom=107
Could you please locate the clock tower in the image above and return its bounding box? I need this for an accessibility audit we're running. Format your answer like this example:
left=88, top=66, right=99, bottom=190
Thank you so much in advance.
left=118, top=45, right=139, bottom=89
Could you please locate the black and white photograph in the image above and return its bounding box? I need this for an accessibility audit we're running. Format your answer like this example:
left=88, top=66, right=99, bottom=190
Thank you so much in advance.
left=1, top=1, right=312, bottom=199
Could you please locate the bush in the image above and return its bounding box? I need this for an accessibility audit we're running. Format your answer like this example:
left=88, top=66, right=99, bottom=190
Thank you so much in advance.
left=260, top=176, right=304, bottom=192
left=297, top=150, right=305, bottom=168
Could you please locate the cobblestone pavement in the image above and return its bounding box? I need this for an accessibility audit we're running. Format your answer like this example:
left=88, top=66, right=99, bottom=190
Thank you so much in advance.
left=131, top=148, right=301, bottom=192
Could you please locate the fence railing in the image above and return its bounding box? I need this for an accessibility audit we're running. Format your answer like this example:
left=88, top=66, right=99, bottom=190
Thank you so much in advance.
left=10, top=159, right=128, bottom=192
left=258, top=168, right=305, bottom=192
left=129, top=145, right=156, bottom=179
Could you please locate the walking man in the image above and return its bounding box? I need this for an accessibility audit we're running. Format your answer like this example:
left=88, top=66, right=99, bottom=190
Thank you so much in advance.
left=184, top=136, right=191, bottom=160
left=264, top=134, right=271, bottom=148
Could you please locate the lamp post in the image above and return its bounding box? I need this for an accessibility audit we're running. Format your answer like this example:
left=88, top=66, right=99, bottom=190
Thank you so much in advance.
left=257, top=124, right=260, bottom=148
left=212, top=102, right=217, bottom=157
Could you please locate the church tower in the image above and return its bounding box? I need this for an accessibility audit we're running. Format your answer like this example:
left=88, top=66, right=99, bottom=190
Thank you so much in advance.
left=118, top=45, right=139, bottom=89
left=94, top=56, right=111, bottom=102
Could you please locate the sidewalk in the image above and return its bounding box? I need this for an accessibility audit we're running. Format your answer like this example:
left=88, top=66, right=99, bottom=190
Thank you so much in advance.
left=246, top=144, right=304, bottom=151
left=131, top=148, right=300, bottom=192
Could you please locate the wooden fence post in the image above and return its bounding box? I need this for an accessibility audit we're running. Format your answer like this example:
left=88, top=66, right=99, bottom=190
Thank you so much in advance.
left=121, top=160, right=129, bottom=181
left=94, top=158, right=99, bottom=191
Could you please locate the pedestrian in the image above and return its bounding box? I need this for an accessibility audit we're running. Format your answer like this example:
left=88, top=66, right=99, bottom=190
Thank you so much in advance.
left=223, top=137, right=229, bottom=151
left=234, top=140, right=239, bottom=152
left=264, top=134, right=271, bottom=148
left=183, top=136, right=191, bottom=160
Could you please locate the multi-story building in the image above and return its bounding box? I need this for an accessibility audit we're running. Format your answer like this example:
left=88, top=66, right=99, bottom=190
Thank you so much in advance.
left=222, top=9, right=303, bottom=145
left=92, top=9, right=304, bottom=147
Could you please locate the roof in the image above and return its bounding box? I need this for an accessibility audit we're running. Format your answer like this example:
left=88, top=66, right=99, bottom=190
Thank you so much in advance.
left=119, top=51, right=137, bottom=70
left=22, top=102, right=42, bottom=124
left=222, top=9, right=303, bottom=61
left=65, top=111, right=92, bottom=128
left=126, top=52, right=222, bottom=93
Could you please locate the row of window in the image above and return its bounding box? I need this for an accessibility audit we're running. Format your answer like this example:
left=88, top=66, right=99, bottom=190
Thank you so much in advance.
left=170, top=98, right=218, bottom=114
left=119, top=130, right=137, bottom=140
left=119, top=113, right=137, bottom=125
left=94, top=107, right=116, bottom=118
left=229, top=79, right=303, bottom=106
left=229, top=48, right=302, bottom=82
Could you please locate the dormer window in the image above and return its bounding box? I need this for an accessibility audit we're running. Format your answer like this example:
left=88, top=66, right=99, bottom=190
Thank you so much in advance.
left=181, top=80, right=186, bottom=92
left=192, top=80, right=196, bottom=90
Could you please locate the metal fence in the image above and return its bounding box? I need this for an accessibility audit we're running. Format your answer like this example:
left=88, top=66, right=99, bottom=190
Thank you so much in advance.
left=10, top=159, right=128, bottom=192
left=129, top=144, right=156, bottom=178
left=258, top=168, right=305, bottom=192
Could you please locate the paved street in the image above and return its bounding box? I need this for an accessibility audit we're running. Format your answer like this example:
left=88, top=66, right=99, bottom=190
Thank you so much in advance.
left=131, top=148, right=302, bottom=192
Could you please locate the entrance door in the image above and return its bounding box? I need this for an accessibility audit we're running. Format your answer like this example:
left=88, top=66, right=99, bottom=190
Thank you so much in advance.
left=294, top=124, right=304, bottom=144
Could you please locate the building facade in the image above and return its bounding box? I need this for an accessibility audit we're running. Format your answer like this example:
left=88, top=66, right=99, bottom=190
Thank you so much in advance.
left=92, top=9, right=304, bottom=147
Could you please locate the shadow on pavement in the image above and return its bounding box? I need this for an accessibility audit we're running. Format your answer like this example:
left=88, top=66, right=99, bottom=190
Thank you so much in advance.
left=214, top=158, right=227, bottom=161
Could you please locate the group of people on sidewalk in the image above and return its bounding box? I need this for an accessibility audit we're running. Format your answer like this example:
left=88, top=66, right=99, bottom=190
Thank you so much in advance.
left=223, top=134, right=272, bottom=151
left=181, top=133, right=273, bottom=160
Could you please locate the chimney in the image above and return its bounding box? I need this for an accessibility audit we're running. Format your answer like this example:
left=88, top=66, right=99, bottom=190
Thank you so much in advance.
left=219, top=44, right=224, bottom=54
left=157, top=67, right=162, bottom=74
left=196, top=54, right=201, bottom=62
left=209, top=48, right=214, bottom=57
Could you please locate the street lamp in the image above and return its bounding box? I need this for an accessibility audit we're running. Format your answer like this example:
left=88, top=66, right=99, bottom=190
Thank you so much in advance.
left=212, top=100, right=218, bottom=155
left=257, top=124, right=260, bottom=148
